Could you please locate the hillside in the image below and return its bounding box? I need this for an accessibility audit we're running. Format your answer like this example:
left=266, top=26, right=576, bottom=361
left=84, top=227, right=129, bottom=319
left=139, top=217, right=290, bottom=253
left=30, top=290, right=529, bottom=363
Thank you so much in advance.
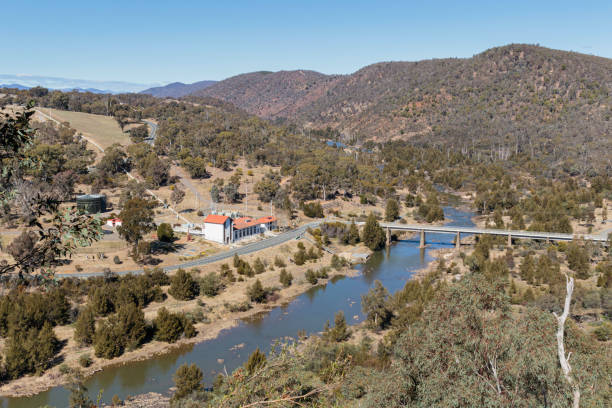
left=140, top=80, right=217, bottom=98
left=193, top=70, right=341, bottom=118
left=188, top=44, right=612, bottom=171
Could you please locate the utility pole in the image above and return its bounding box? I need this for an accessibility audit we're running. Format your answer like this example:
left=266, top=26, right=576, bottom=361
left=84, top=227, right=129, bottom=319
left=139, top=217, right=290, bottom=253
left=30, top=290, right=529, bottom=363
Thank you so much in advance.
left=245, top=182, right=248, bottom=215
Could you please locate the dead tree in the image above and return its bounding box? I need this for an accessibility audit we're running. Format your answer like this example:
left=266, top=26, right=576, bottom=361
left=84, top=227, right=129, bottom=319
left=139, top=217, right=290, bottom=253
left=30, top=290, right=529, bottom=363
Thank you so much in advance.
left=553, top=274, right=580, bottom=408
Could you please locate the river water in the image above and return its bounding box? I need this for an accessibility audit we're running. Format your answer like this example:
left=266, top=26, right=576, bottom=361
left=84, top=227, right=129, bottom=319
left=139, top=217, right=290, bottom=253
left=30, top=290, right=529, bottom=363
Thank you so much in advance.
left=2, top=207, right=474, bottom=408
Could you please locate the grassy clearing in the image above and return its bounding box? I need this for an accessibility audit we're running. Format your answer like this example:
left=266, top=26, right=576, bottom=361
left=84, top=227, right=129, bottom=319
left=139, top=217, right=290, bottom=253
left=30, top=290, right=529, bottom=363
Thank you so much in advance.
left=37, top=107, right=130, bottom=149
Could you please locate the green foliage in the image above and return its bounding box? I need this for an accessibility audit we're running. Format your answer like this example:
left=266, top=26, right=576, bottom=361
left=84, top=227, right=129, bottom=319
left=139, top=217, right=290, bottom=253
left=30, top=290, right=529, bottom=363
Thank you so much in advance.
left=94, top=319, right=124, bottom=359
left=181, top=156, right=209, bottom=179
left=361, top=281, right=392, bottom=330
left=566, top=242, right=591, bottom=279
left=323, top=311, right=351, bottom=342
left=244, top=347, right=266, bottom=375
left=117, top=197, right=156, bottom=247
left=199, top=272, right=223, bottom=297
left=247, top=279, right=266, bottom=303
left=129, top=124, right=149, bottom=143
left=3, top=322, right=59, bottom=379
left=302, top=201, right=324, bottom=218
left=347, top=222, right=360, bottom=245
left=169, top=269, right=200, bottom=300
left=173, top=363, right=204, bottom=401
left=115, top=303, right=147, bottom=350
left=331, top=254, right=348, bottom=270
left=384, top=198, right=399, bottom=221
left=253, top=257, right=265, bottom=274
left=154, top=307, right=189, bottom=343
left=78, top=354, right=92, bottom=368
left=361, top=213, right=386, bottom=251
left=593, top=321, right=612, bottom=341
left=74, top=307, right=96, bottom=346
left=279, top=268, right=293, bottom=287
left=305, top=269, right=318, bottom=285
left=156, top=223, right=174, bottom=242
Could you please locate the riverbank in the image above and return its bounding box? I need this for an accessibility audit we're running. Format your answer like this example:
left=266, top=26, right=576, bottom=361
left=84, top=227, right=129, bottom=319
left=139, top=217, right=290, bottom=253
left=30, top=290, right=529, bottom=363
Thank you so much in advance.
left=0, top=239, right=371, bottom=398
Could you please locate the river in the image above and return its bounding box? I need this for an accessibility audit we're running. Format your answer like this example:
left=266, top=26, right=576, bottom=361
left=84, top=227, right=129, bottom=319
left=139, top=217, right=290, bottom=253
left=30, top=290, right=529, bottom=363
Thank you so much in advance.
left=2, top=207, right=474, bottom=408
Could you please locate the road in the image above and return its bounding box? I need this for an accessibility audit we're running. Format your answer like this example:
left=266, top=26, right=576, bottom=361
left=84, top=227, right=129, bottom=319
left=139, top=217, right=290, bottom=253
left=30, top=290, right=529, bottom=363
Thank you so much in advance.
left=60, top=222, right=320, bottom=278
left=57, top=217, right=610, bottom=279
left=142, top=119, right=158, bottom=145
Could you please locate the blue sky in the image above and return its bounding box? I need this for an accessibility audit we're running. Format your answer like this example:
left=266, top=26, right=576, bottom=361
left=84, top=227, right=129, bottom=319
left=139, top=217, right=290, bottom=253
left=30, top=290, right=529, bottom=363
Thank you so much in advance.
left=2, top=0, right=612, bottom=84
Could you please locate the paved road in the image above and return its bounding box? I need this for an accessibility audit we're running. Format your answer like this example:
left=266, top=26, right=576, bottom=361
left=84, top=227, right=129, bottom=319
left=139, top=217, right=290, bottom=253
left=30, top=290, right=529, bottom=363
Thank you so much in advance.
left=142, top=119, right=158, bottom=145
left=58, top=217, right=610, bottom=279
left=60, top=222, right=320, bottom=278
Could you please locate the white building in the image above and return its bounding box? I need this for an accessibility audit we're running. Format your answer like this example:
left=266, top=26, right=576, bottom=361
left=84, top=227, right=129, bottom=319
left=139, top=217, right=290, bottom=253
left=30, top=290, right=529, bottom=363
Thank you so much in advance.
left=232, top=216, right=277, bottom=242
left=203, top=214, right=232, bottom=244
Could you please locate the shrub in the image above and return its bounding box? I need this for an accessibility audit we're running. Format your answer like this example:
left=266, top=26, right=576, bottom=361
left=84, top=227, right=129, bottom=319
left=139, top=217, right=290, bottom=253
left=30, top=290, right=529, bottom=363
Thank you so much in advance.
left=244, top=347, right=266, bottom=374
left=279, top=269, right=293, bottom=287
left=113, top=255, right=122, bottom=264
left=157, top=223, right=175, bottom=242
left=274, top=256, right=286, bottom=268
left=146, top=267, right=170, bottom=286
left=305, top=269, right=318, bottom=285
left=224, top=301, right=252, bottom=312
left=247, top=279, right=266, bottom=303
left=294, top=249, right=307, bottom=266
left=172, top=363, right=204, bottom=401
left=94, top=320, right=124, bottom=359
left=115, top=303, right=147, bottom=350
left=593, top=321, right=612, bottom=341
left=331, top=254, right=348, bottom=270
left=302, top=202, right=324, bottom=218
left=184, top=320, right=197, bottom=338
left=253, top=257, right=266, bottom=274
left=154, top=307, right=186, bottom=343
left=74, top=307, right=96, bottom=346
left=169, top=269, right=200, bottom=300
left=323, top=311, right=351, bottom=342
left=79, top=354, right=93, bottom=368
left=200, top=272, right=223, bottom=297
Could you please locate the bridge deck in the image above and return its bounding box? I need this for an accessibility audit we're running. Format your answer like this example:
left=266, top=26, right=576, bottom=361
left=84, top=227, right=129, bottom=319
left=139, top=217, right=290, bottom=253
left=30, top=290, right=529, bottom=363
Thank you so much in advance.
left=376, top=223, right=608, bottom=243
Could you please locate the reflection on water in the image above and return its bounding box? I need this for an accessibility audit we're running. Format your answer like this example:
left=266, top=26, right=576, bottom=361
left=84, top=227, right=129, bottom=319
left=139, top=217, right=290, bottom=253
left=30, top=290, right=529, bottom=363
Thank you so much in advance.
left=2, top=207, right=474, bottom=408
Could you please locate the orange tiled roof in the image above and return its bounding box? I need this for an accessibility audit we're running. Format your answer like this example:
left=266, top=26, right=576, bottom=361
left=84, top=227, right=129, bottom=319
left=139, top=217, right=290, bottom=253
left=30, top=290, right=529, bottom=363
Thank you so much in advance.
left=203, top=214, right=229, bottom=224
left=233, top=217, right=256, bottom=230
left=256, top=216, right=277, bottom=224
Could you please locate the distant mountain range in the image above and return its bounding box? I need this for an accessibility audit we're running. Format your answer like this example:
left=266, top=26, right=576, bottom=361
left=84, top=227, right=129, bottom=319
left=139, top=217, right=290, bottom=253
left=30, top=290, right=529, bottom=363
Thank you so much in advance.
left=140, top=80, right=217, bottom=97
left=0, top=74, right=160, bottom=94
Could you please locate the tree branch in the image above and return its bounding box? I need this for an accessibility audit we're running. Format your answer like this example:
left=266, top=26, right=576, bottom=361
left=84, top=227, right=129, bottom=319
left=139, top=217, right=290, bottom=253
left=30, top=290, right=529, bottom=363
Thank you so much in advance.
left=554, top=273, right=580, bottom=408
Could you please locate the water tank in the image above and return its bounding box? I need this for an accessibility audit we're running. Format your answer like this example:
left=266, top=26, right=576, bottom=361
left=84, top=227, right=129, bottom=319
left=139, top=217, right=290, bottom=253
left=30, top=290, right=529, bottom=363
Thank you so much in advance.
left=76, top=194, right=107, bottom=214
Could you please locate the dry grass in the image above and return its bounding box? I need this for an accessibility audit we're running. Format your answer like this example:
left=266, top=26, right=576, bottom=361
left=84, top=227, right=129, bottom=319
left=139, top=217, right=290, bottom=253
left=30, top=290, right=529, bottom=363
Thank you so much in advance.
left=36, top=107, right=130, bottom=149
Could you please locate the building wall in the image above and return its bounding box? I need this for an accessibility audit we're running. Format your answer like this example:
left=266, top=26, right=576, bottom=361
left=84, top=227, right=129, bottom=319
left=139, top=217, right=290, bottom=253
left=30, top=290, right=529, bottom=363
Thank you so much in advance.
left=204, top=223, right=226, bottom=244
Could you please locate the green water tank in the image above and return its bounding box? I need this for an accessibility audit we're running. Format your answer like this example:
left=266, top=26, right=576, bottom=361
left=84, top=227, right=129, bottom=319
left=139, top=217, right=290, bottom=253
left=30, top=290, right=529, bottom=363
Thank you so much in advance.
left=76, top=194, right=107, bottom=214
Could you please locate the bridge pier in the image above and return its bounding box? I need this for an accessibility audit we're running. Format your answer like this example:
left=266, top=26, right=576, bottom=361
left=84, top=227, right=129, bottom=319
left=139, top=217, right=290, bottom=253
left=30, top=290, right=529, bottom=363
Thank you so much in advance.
left=455, top=231, right=461, bottom=249
left=507, top=233, right=512, bottom=248
left=419, top=230, right=426, bottom=248
left=386, top=227, right=391, bottom=246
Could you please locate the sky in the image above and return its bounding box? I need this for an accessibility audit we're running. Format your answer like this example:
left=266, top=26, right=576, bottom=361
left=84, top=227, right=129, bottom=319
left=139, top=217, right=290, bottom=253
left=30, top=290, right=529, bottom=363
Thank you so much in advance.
left=2, top=0, right=612, bottom=85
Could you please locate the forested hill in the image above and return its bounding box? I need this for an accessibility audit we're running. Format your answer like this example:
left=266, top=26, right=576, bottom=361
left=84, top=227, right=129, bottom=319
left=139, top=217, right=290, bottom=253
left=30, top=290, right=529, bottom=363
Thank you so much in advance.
left=193, top=70, right=341, bottom=118
left=187, top=44, right=612, bottom=172
left=140, top=80, right=217, bottom=98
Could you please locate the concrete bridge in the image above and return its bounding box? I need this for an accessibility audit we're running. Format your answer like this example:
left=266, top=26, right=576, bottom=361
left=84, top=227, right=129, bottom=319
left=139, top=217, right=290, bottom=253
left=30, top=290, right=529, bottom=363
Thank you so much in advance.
left=370, top=222, right=610, bottom=248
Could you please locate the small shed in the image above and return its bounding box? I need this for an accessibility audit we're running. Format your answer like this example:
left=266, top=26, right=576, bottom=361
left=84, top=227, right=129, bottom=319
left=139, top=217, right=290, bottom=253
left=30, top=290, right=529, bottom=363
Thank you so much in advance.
left=106, top=218, right=122, bottom=227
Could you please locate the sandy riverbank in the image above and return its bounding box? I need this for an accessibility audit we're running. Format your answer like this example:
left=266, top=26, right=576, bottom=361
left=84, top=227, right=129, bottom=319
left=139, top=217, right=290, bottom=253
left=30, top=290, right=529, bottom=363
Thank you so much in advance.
left=0, top=239, right=370, bottom=398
